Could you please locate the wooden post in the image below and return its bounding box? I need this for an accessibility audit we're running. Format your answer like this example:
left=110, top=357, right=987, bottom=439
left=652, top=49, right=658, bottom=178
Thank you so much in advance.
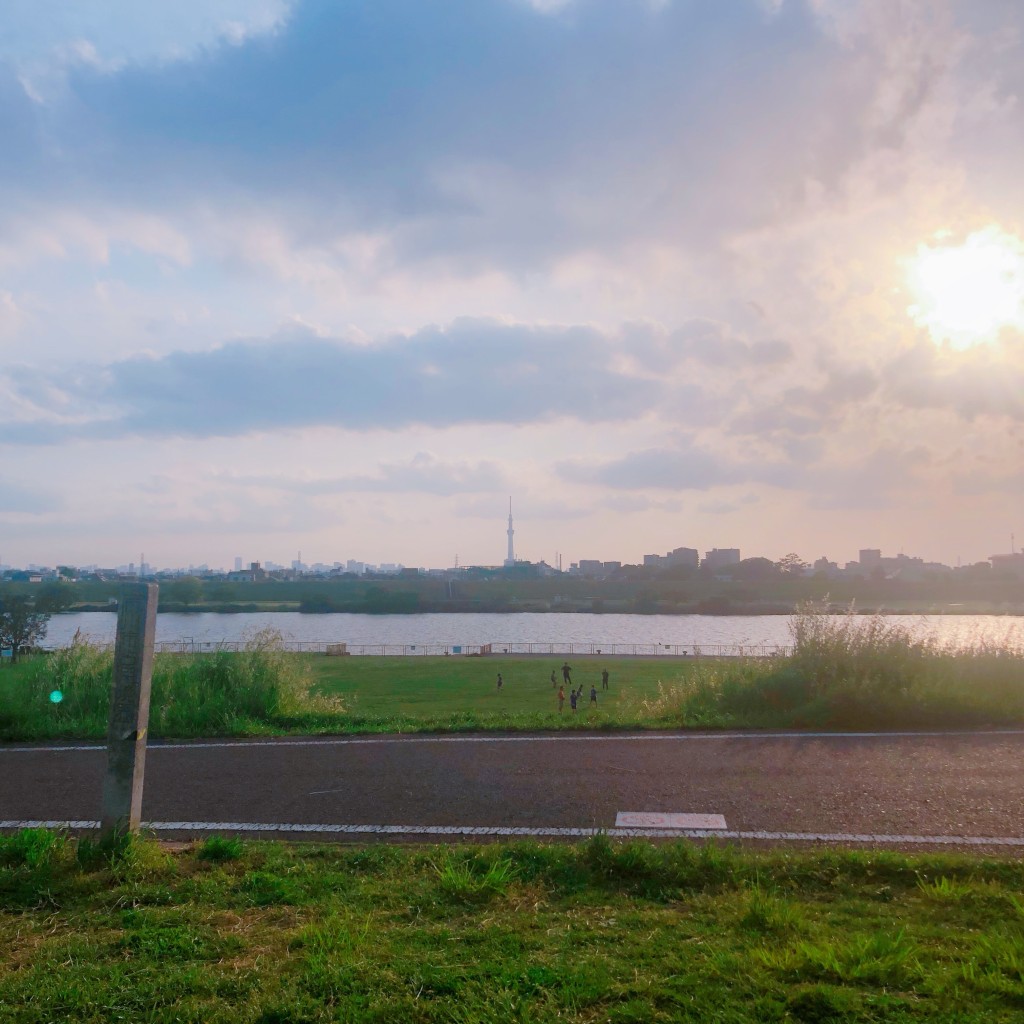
left=100, top=583, right=158, bottom=838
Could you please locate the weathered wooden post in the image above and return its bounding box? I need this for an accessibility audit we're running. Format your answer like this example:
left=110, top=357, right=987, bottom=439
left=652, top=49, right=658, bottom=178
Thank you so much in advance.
left=100, top=582, right=158, bottom=839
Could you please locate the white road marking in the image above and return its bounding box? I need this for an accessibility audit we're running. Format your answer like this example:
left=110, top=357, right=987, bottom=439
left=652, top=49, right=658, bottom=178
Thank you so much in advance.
left=2, top=819, right=1023, bottom=847
left=3, top=728, right=1024, bottom=755
left=616, top=812, right=727, bottom=829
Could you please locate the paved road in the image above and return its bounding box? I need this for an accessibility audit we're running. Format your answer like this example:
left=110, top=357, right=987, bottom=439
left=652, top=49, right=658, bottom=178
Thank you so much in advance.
left=2, top=731, right=1023, bottom=850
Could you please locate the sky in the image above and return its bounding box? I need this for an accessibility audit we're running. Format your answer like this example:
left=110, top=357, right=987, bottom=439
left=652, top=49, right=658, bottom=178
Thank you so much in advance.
left=1, top=0, right=1023, bottom=571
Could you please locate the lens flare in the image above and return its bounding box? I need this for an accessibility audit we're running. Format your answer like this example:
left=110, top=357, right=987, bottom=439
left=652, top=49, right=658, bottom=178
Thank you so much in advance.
left=906, top=227, right=1024, bottom=348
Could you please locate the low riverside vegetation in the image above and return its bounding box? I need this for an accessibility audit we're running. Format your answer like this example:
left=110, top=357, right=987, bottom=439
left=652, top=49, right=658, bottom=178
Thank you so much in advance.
left=1, top=610, right=1022, bottom=740
left=2, top=829, right=1024, bottom=1022
left=635, top=607, right=1024, bottom=730
left=0, top=629, right=344, bottom=741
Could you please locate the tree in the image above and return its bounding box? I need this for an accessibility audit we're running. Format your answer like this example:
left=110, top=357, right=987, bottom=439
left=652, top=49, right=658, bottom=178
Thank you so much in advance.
left=165, top=576, right=204, bottom=609
left=0, top=594, right=51, bottom=662
left=775, top=553, right=809, bottom=577
left=729, top=557, right=780, bottom=582
left=36, top=580, right=74, bottom=613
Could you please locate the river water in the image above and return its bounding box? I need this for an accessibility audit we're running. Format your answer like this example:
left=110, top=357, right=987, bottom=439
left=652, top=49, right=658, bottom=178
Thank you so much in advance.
left=39, top=611, right=1024, bottom=654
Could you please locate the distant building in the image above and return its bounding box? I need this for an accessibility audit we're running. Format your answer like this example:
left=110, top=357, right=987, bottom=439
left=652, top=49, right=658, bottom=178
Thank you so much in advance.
left=859, top=549, right=882, bottom=568
left=666, top=547, right=699, bottom=569
left=990, top=552, right=1024, bottom=578
left=227, top=561, right=266, bottom=582
left=644, top=546, right=699, bottom=570
left=703, top=548, right=740, bottom=570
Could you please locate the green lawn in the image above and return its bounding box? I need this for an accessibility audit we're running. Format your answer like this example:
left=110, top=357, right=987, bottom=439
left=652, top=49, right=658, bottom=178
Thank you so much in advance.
left=2, top=829, right=1024, bottom=1023
left=306, top=655, right=677, bottom=728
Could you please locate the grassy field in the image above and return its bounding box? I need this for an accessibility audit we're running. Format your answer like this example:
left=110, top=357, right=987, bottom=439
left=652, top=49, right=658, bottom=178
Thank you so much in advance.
left=2, top=611, right=1023, bottom=740
left=2, top=829, right=1024, bottom=1022
left=0, top=650, right=675, bottom=739
left=306, top=655, right=672, bottom=731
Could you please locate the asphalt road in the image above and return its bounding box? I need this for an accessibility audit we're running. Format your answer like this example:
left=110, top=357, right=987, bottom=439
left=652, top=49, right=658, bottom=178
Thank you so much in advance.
left=2, top=730, right=1023, bottom=850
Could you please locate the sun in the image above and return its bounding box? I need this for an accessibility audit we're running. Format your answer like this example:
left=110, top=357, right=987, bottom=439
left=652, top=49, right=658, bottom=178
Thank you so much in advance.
left=906, top=226, right=1024, bottom=348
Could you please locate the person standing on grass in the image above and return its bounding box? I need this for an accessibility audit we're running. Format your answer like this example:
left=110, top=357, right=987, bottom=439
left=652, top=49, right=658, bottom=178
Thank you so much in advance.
left=557, top=685, right=565, bottom=713
left=496, top=673, right=503, bottom=691
left=590, top=685, right=597, bottom=706
left=601, top=668, right=609, bottom=690
left=550, top=668, right=557, bottom=688
left=562, top=662, right=572, bottom=685
left=569, top=688, right=578, bottom=713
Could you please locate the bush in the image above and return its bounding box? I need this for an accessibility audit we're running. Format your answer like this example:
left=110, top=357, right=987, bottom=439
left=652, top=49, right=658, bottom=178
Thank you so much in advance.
left=150, top=628, right=342, bottom=735
left=630, top=604, right=1024, bottom=730
left=6, top=628, right=344, bottom=740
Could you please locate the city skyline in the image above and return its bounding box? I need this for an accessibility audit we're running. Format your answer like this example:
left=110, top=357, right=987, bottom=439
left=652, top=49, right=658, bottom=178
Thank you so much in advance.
left=1, top=1, right=1023, bottom=569
left=2, top=520, right=1018, bottom=577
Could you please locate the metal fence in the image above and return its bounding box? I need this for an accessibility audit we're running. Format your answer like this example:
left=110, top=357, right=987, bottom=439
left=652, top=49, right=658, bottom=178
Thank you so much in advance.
left=47, top=637, right=792, bottom=658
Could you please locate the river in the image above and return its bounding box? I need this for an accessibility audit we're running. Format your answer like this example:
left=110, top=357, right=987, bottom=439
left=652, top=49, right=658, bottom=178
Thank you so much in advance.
left=38, top=610, right=1024, bottom=655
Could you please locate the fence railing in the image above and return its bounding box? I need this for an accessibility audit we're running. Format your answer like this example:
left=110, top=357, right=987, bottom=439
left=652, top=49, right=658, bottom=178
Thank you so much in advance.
left=42, top=638, right=792, bottom=658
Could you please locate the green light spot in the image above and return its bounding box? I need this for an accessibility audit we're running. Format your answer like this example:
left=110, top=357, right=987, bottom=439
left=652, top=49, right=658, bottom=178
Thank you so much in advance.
left=49, top=690, right=63, bottom=704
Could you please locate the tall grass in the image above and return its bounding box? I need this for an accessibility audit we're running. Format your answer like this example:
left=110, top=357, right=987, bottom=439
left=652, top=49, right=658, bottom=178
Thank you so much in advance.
left=776, top=603, right=1024, bottom=727
left=150, top=628, right=343, bottom=735
left=2, top=629, right=343, bottom=740
left=631, top=604, right=1024, bottom=729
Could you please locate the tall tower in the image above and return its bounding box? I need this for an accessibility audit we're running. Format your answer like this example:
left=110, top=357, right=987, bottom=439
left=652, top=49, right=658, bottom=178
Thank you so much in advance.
left=504, top=498, right=515, bottom=567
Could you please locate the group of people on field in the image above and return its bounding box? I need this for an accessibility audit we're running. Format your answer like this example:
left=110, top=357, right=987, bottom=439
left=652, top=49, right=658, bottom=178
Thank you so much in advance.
left=495, top=660, right=610, bottom=713
left=555, top=662, right=608, bottom=713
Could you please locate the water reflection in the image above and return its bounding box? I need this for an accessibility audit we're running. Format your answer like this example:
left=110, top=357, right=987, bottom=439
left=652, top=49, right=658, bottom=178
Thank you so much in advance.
left=42, top=610, right=1024, bottom=651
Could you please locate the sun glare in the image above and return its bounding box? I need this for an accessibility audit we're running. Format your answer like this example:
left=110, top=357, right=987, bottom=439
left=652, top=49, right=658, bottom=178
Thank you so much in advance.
left=906, top=227, right=1024, bottom=348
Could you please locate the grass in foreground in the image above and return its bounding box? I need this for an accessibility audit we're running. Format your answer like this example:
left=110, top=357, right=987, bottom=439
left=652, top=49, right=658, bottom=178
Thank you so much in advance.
left=2, top=610, right=1023, bottom=741
left=2, top=828, right=1024, bottom=1022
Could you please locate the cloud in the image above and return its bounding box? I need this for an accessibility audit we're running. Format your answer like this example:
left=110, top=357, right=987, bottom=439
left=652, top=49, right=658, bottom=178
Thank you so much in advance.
left=604, top=494, right=684, bottom=513
left=951, top=465, right=1024, bottom=496
left=805, top=445, right=933, bottom=510
left=558, top=441, right=800, bottom=491
left=0, top=0, right=858, bottom=265
left=1, top=1, right=293, bottom=79
left=669, top=320, right=794, bottom=367
left=222, top=453, right=508, bottom=496
left=0, top=482, right=60, bottom=516
left=880, top=339, right=1024, bottom=421
left=697, top=493, right=760, bottom=515
left=1, top=319, right=676, bottom=441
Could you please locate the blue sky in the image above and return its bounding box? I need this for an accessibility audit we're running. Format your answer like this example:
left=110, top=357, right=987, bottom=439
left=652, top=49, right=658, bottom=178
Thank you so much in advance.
left=1, top=0, right=1023, bottom=569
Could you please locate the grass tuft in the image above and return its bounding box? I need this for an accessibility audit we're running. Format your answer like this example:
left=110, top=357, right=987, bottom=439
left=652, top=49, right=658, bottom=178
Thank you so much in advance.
left=432, top=851, right=518, bottom=903
left=0, top=827, right=68, bottom=870
left=740, top=881, right=805, bottom=936
left=196, top=835, right=244, bottom=862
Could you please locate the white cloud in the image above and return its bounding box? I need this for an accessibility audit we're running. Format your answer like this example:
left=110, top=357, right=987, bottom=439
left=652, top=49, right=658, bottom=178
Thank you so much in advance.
left=1, top=1, right=293, bottom=75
